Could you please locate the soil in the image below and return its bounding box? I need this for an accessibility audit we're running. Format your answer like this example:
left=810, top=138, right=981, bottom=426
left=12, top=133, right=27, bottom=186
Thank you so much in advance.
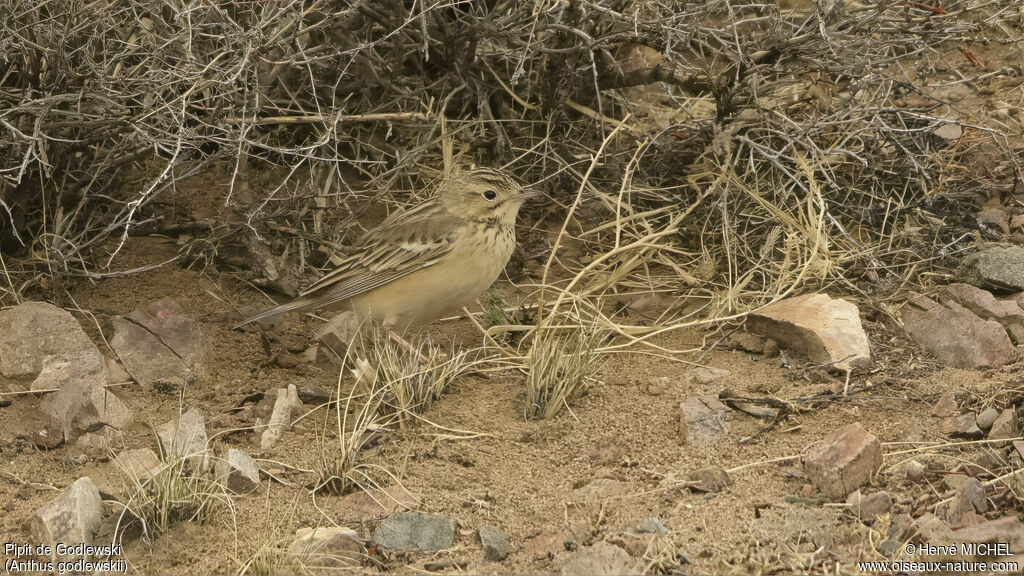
left=3, top=30, right=1024, bottom=576
left=2, top=217, right=1023, bottom=574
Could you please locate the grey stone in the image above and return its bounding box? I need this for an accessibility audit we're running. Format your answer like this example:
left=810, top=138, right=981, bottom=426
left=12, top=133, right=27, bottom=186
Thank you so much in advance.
left=846, top=490, right=892, bottom=523
left=679, top=395, right=731, bottom=445
left=157, top=408, right=208, bottom=462
left=126, top=298, right=200, bottom=367
left=317, top=311, right=360, bottom=356
left=40, top=378, right=132, bottom=442
left=297, top=384, right=331, bottom=405
left=746, top=293, right=870, bottom=371
left=960, top=245, right=1024, bottom=291
left=939, top=283, right=1024, bottom=344
left=287, top=526, right=362, bottom=568
left=684, top=366, right=731, bottom=385
left=951, top=412, right=984, bottom=440
left=803, top=422, right=882, bottom=499
left=901, top=293, right=1013, bottom=368
left=110, top=317, right=191, bottom=389
left=261, top=384, right=301, bottom=450
left=561, top=540, right=643, bottom=576
left=0, top=301, right=100, bottom=379
left=914, top=512, right=956, bottom=545
left=934, top=123, right=963, bottom=141
left=964, top=477, right=989, bottom=514
left=989, top=409, right=1018, bottom=448
left=112, top=448, right=162, bottom=481
left=686, top=467, right=733, bottom=493
left=977, top=408, right=1000, bottom=431
left=30, top=477, right=103, bottom=561
left=479, top=525, right=511, bottom=561
left=215, top=449, right=260, bottom=493
left=372, top=511, right=457, bottom=552
left=74, top=429, right=115, bottom=458
left=952, top=516, right=1024, bottom=554
left=931, top=391, right=958, bottom=418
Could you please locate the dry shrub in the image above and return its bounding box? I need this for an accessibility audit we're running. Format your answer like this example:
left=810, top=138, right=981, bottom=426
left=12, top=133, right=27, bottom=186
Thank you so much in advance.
left=1, top=0, right=1020, bottom=341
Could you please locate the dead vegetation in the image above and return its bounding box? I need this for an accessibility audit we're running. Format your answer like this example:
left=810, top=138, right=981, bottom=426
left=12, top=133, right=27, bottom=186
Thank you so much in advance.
left=2, top=0, right=1020, bottom=333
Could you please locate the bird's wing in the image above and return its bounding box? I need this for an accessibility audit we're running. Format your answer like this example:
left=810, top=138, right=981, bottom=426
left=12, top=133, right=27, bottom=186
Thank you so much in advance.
left=296, top=201, right=461, bottom=307
left=238, top=200, right=461, bottom=326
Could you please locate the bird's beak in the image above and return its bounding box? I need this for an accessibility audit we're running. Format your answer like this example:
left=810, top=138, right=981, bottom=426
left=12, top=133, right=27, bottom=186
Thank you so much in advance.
left=515, top=188, right=543, bottom=201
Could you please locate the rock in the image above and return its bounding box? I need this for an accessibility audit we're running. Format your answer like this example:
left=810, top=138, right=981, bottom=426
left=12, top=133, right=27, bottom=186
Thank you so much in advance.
left=939, top=283, right=1024, bottom=343
left=1014, top=440, right=1024, bottom=460
left=687, top=467, right=732, bottom=493
left=746, top=293, right=870, bottom=371
left=897, top=460, right=926, bottom=482
left=679, top=395, right=731, bottom=445
left=102, top=355, right=132, bottom=385
left=372, top=511, right=457, bottom=552
left=215, top=449, right=260, bottom=493
left=878, top=513, right=915, bottom=556
left=110, top=317, right=191, bottom=389
left=0, top=301, right=101, bottom=379
left=934, top=123, right=963, bottom=141
left=74, top=429, right=115, bottom=458
left=40, top=379, right=132, bottom=442
left=261, top=384, right=302, bottom=450
left=728, top=332, right=766, bottom=353
left=561, top=540, right=643, bottom=576
left=914, top=512, right=955, bottom=545
left=977, top=407, right=1000, bottom=431
left=684, top=366, right=731, bottom=385
left=900, top=293, right=1013, bottom=368
left=157, top=408, right=208, bottom=462
left=297, top=384, right=331, bottom=405
left=963, top=477, right=989, bottom=514
left=960, top=245, right=1024, bottom=291
left=29, top=477, right=103, bottom=561
left=951, top=412, right=984, bottom=439
left=803, top=422, right=883, bottom=499
left=287, top=526, right=362, bottom=567
left=846, top=490, right=891, bottom=523
left=112, top=448, right=162, bottom=480
left=126, top=298, right=200, bottom=367
left=479, top=525, right=511, bottom=561
left=989, top=408, right=1018, bottom=447
left=931, top=391, right=958, bottom=418
left=952, top=516, right=1024, bottom=553
left=941, top=478, right=986, bottom=529
left=29, top=349, right=105, bottom=393
left=317, top=311, right=360, bottom=356
left=978, top=209, right=1010, bottom=235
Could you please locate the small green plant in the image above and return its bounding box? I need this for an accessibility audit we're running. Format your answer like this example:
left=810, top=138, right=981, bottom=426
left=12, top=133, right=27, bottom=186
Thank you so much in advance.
left=481, top=292, right=511, bottom=343
left=525, top=322, right=603, bottom=420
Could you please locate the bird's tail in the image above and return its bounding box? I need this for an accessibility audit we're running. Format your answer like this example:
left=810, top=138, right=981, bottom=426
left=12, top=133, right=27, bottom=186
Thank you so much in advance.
left=234, top=296, right=315, bottom=328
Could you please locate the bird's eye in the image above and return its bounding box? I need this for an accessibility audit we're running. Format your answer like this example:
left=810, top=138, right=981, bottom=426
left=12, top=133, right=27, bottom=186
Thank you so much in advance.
left=483, top=189, right=497, bottom=200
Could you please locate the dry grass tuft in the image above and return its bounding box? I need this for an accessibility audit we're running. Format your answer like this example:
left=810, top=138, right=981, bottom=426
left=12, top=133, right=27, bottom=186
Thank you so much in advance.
left=113, top=442, right=231, bottom=540
left=524, top=319, right=603, bottom=420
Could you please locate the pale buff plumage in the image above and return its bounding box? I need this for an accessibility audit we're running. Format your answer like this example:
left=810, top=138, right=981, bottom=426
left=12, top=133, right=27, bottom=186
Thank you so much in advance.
left=243, top=167, right=537, bottom=331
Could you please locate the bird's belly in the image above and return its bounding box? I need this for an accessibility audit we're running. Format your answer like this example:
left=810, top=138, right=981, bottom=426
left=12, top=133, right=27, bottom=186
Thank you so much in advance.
left=350, top=240, right=510, bottom=331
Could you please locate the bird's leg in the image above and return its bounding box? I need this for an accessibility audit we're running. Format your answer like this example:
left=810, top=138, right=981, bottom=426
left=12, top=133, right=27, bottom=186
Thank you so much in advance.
left=388, top=329, right=430, bottom=364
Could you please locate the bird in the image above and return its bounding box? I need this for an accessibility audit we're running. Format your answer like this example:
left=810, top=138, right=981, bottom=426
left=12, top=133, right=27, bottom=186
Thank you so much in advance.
left=240, top=166, right=539, bottom=335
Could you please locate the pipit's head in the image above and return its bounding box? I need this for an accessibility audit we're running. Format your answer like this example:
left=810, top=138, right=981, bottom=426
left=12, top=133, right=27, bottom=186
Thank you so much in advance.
left=440, top=167, right=540, bottom=224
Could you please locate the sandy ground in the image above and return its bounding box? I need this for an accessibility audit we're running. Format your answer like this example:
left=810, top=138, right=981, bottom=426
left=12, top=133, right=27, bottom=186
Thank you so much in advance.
left=2, top=228, right=1021, bottom=575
